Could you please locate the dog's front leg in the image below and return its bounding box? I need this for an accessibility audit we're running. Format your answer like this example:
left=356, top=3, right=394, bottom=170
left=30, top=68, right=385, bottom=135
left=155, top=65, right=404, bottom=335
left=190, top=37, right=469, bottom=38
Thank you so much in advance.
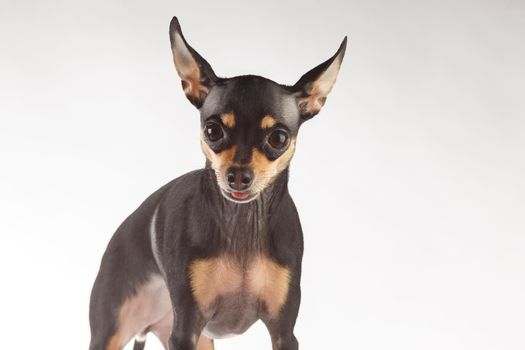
left=261, top=270, right=301, bottom=350
left=262, top=278, right=301, bottom=350
left=165, top=263, right=206, bottom=350
left=168, top=315, right=203, bottom=350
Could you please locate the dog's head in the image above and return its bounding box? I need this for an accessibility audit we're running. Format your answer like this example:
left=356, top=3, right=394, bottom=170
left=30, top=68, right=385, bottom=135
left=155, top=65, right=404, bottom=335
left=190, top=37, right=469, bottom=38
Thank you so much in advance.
left=169, top=17, right=346, bottom=203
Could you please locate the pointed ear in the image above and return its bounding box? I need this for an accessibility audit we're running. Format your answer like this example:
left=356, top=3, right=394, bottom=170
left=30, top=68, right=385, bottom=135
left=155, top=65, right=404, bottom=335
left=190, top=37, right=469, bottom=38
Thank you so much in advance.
left=292, top=37, right=347, bottom=120
left=169, top=17, right=218, bottom=108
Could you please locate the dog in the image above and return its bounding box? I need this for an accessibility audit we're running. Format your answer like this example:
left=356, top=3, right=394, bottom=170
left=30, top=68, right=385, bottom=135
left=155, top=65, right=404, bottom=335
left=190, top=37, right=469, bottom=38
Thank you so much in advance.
left=89, top=16, right=346, bottom=350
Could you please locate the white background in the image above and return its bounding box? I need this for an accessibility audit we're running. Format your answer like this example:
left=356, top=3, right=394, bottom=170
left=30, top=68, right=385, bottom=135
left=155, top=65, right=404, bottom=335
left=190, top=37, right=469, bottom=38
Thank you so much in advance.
left=1, top=0, right=524, bottom=349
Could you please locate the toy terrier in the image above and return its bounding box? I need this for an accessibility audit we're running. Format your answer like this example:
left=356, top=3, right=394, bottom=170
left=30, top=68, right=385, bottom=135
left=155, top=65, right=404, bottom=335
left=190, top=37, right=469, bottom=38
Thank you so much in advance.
left=89, top=16, right=346, bottom=350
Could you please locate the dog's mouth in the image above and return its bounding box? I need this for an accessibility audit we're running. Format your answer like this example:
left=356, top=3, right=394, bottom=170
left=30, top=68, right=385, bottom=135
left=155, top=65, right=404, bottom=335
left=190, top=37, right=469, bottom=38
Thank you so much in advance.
left=220, top=189, right=258, bottom=203
left=231, top=191, right=250, bottom=200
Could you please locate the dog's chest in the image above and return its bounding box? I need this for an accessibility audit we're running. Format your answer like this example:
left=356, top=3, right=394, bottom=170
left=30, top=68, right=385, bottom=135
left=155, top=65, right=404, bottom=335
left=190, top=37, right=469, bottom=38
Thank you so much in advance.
left=189, top=255, right=291, bottom=319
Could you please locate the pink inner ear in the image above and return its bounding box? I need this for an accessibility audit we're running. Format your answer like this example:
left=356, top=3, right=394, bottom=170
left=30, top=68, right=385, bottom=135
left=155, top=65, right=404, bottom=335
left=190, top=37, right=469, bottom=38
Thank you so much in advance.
left=294, top=37, right=346, bottom=118
left=297, top=56, right=342, bottom=116
left=298, top=94, right=326, bottom=116
left=172, top=33, right=204, bottom=99
left=182, top=77, right=208, bottom=101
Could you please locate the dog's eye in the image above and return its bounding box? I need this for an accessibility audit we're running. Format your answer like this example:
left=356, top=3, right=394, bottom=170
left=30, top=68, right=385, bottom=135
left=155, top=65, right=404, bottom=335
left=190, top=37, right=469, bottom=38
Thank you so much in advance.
left=268, top=129, right=289, bottom=149
left=205, top=122, right=224, bottom=142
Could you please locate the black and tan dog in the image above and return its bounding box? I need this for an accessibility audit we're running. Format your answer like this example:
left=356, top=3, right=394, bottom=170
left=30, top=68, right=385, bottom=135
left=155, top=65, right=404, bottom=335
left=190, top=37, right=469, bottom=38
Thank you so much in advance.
left=89, top=16, right=346, bottom=350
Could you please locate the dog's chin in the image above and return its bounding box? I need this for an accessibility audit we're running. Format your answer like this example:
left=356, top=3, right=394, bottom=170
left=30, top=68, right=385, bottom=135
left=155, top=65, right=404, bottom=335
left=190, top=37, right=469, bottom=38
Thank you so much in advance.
left=220, top=188, right=260, bottom=204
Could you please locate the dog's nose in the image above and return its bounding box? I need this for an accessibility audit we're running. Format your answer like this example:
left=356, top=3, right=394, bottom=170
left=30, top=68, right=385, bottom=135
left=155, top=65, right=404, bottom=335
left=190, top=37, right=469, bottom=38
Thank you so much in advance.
left=226, top=167, right=253, bottom=191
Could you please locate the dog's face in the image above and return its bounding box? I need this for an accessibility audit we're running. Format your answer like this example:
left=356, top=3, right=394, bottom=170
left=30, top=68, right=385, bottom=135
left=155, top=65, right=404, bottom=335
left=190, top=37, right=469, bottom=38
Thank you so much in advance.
left=169, top=17, right=346, bottom=203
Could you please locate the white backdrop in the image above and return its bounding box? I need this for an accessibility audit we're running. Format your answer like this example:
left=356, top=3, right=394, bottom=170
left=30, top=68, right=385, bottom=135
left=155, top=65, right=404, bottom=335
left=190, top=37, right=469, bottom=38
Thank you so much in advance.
left=1, top=0, right=524, bottom=349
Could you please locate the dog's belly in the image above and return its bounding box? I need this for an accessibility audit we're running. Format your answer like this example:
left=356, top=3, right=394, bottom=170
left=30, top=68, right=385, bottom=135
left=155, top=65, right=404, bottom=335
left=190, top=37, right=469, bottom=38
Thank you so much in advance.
left=111, top=275, right=173, bottom=347
left=201, top=292, right=260, bottom=339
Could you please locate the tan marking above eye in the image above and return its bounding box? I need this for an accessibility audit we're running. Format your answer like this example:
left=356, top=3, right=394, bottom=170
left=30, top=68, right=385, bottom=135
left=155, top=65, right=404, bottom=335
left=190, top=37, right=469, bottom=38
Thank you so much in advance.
left=220, top=112, right=236, bottom=128
left=261, top=115, right=277, bottom=129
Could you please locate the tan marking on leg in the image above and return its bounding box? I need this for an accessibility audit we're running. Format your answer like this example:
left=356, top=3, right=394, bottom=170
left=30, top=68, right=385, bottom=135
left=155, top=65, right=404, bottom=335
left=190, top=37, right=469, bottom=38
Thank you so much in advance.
left=189, top=256, right=243, bottom=310
left=247, top=256, right=291, bottom=319
left=105, top=300, right=132, bottom=350
left=196, top=335, right=215, bottom=350
left=220, top=112, right=236, bottom=128
left=106, top=333, right=122, bottom=350
left=260, top=115, right=277, bottom=129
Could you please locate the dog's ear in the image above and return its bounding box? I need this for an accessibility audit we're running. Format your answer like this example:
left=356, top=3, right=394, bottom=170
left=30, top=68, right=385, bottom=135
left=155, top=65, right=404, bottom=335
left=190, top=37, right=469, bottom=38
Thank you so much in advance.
left=292, top=37, right=347, bottom=120
left=169, top=17, right=218, bottom=108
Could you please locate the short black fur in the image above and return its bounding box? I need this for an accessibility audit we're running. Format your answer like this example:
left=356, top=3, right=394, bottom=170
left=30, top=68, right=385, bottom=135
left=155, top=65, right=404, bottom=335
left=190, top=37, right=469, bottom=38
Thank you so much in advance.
left=89, top=16, right=346, bottom=350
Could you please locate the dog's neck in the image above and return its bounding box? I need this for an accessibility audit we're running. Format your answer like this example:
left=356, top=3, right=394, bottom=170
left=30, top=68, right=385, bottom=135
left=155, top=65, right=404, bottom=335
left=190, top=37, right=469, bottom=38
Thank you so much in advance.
left=202, top=165, right=290, bottom=261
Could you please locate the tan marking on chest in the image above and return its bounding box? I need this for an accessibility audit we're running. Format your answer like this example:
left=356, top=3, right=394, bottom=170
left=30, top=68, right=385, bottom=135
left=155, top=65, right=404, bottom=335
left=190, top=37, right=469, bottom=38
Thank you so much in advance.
left=189, top=256, right=243, bottom=309
left=247, top=256, right=291, bottom=318
left=189, top=255, right=291, bottom=319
